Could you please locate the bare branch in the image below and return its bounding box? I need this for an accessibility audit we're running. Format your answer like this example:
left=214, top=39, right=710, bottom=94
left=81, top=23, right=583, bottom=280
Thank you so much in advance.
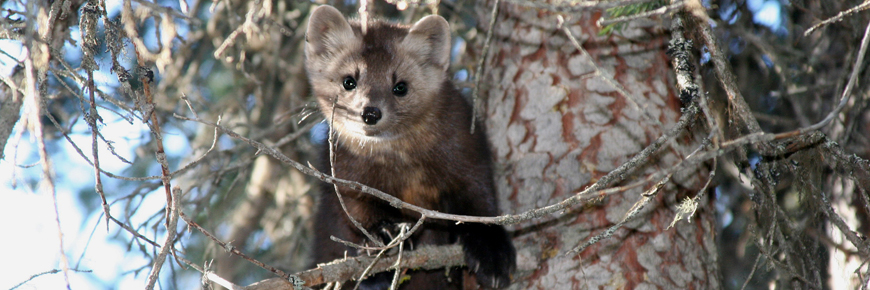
left=145, top=187, right=182, bottom=290
left=174, top=103, right=702, bottom=226
left=683, top=0, right=762, bottom=135
left=569, top=174, right=669, bottom=255
left=80, top=0, right=112, bottom=231
left=244, top=245, right=465, bottom=289
left=570, top=133, right=710, bottom=255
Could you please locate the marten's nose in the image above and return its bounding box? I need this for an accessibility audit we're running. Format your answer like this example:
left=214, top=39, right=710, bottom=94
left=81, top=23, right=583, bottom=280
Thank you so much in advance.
left=361, top=107, right=382, bottom=125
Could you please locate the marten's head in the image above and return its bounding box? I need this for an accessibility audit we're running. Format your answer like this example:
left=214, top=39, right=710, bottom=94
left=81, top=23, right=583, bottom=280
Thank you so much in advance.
left=305, top=5, right=452, bottom=153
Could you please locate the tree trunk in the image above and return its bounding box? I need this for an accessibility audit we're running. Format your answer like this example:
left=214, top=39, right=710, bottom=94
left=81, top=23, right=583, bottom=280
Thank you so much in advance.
left=477, top=2, right=721, bottom=289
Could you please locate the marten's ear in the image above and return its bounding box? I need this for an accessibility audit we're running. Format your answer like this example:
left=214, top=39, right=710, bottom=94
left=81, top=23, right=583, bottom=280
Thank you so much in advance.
left=402, top=15, right=451, bottom=71
left=306, top=5, right=355, bottom=58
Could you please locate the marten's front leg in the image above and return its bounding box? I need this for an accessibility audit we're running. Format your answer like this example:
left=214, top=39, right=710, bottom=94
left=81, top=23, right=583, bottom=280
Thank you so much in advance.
left=445, top=184, right=516, bottom=289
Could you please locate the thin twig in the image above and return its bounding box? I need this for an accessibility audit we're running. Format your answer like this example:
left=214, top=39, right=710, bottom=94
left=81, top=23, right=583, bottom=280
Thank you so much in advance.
left=668, top=149, right=716, bottom=229
left=861, top=260, right=870, bottom=290
left=470, top=0, right=500, bottom=134
left=388, top=224, right=409, bottom=290
left=569, top=173, right=670, bottom=255
left=558, top=14, right=664, bottom=129
left=41, top=102, right=162, bottom=181
left=804, top=1, right=870, bottom=36
left=504, top=0, right=660, bottom=12
left=331, top=217, right=426, bottom=252
left=23, top=0, right=71, bottom=285
left=214, top=26, right=245, bottom=59
left=145, top=187, right=182, bottom=289
left=130, top=0, right=198, bottom=22
left=740, top=253, right=764, bottom=290
left=9, top=269, right=93, bottom=290
left=815, top=186, right=870, bottom=257
left=169, top=115, right=220, bottom=177
left=859, top=262, right=870, bottom=290
left=270, top=121, right=316, bottom=148
left=109, top=215, right=161, bottom=247
left=753, top=237, right=820, bottom=288
left=351, top=227, right=407, bottom=290
left=797, top=18, right=870, bottom=134
left=48, top=63, right=139, bottom=124
left=178, top=211, right=291, bottom=278
left=350, top=247, right=390, bottom=289
left=694, top=154, right=715, bottom=201
left=40, top=107, right=307, bottom=185
left=328, top=96, right=383, bottom=247
left=359, top=0, right=369, bottom=35
left=125, top=4, right=178, bottom=285
left=597, top=1, right=684, bottom=27
left=206, top=271, right=245, bottom=290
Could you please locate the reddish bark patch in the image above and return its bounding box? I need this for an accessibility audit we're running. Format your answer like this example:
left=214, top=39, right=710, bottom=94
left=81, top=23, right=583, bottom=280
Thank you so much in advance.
left=615, top=234, right=650, bottom=289
left=560, top=111, right=581, bottom=151
left=578, top=133, right=602, bottom=164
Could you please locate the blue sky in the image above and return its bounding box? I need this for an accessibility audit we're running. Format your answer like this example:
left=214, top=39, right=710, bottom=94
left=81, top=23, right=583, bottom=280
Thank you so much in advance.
left=0, top=0, right=198, bottom=287
left=0, top=108, right=194, bottom=289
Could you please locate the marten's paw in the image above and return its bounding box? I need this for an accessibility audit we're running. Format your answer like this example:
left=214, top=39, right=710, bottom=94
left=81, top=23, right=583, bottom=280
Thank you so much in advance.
left=462, top=224, right=516, bottom=289
left=358, top=271, right=392, bottom=290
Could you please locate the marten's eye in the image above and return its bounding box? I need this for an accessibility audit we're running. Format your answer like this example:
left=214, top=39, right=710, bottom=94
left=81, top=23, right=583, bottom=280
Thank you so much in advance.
left=392, top=81, right=408, bottom=97
left=342, top=76, right=356, bottom=91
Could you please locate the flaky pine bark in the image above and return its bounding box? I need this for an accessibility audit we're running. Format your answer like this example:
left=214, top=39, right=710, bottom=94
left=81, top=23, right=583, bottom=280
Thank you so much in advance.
left=477, top=2, right=719, bottom=289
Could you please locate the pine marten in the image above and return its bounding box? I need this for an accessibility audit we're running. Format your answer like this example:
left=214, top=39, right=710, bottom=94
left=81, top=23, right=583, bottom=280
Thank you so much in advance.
left=304, top=5, right=516, bottom=289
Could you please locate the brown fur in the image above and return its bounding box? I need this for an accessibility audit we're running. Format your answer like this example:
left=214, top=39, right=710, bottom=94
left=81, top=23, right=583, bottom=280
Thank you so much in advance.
left=305, top=5, right=516, bottom=290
